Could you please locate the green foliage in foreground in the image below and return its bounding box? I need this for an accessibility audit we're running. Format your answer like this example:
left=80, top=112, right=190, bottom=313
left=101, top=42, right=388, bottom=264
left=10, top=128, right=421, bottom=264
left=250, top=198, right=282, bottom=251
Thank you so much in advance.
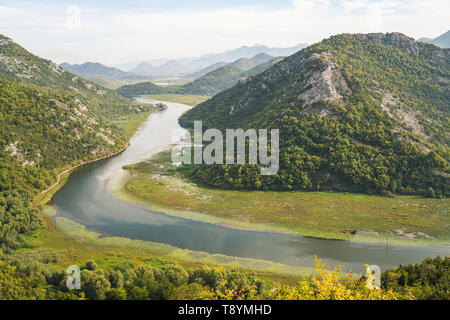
left=5, top=252, right=446, bottom=300
left=382, top=256, right=450, bottom=299
left=179, top=33, right=449, bottom=197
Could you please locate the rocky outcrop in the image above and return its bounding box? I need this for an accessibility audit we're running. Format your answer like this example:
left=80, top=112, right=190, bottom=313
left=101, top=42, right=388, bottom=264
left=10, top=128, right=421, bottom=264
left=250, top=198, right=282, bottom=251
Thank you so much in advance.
left=348, top=32, right=419, bottom=55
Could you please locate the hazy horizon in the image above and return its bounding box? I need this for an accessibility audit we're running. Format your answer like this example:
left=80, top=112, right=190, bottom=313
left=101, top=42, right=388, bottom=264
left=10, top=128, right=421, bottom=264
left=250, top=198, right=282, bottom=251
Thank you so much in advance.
left=0, top=0, right=448, bottom=65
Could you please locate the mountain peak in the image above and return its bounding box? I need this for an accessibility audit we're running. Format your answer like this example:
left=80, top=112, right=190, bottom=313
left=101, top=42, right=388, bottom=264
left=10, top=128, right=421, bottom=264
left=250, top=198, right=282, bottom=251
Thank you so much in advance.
left=345, top=32, right=419, bottom=54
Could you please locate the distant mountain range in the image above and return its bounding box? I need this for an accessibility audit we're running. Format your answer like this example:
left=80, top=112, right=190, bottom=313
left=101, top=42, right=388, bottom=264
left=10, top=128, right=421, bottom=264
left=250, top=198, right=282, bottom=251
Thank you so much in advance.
left=113, top=43, right=308, bottom=75
left=128, top=59, right=184, bottom=76
left=418, top=30, right=450, bottom=48
left=179, top=55, right=281, bottom=95
left=187, top=61, right=228, bottom=78
left=117, top=54, right=283, bottom=97
left=186, top=53, right=274, bottom=79
left=59, top=62, right=135, bottom=80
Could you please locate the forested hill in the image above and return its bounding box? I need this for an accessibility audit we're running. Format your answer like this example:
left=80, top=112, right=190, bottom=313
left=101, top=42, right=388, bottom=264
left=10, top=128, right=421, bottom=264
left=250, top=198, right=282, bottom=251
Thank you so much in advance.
left=0, top=35, right=154, bottom=250
left=179, top=33, right=449, bottom=197
left=0, top=34, right=148, bottom=121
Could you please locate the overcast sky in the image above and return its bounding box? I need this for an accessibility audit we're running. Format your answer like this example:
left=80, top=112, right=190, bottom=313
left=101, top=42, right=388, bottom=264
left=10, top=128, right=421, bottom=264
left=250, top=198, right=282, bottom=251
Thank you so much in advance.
left=0, top=0, right=448, bottom=65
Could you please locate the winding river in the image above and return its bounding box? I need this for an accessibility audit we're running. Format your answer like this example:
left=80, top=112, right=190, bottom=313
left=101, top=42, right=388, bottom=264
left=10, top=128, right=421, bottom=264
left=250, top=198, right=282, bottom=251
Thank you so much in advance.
left=53, top=97, right=448, bottom=273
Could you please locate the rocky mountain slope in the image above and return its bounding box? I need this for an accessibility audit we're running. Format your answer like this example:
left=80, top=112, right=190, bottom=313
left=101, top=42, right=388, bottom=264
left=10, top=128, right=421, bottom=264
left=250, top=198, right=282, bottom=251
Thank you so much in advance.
left=179, top=33, right=449, bottom=196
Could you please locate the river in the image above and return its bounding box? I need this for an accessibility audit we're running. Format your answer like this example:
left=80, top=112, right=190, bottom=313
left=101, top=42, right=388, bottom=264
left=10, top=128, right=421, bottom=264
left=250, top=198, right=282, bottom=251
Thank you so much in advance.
left=52, top=97, right=448, bottom=273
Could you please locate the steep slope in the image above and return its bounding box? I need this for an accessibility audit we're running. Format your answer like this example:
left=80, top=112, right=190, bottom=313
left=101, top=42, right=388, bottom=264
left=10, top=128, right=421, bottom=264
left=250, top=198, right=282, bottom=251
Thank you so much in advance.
left=179, top=33, right=449, bottom=196
left=0, top=35, right=155, bottom=250
left=0, top=34, right=148, bottom=121
left=418, top=30, right=450, bottom=48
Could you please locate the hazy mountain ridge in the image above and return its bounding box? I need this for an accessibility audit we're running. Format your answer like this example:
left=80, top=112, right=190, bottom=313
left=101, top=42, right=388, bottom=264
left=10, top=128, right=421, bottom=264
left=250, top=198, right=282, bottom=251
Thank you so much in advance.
left=179, top=33, right=449, bottom=196
left=116, top=55, right=282, bottom=97
left=418, top=30, right=450, bottom=48
left=187, top=61, right=228, bottom=78
left=60, top=62, right=130, bottom=80
left=0, top=34, right=155, bottom=249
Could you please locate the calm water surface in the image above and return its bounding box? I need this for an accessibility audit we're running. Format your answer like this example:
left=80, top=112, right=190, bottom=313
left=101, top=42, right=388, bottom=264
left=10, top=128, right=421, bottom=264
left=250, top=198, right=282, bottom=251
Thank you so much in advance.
left=53, top=97, right=449, bottom=273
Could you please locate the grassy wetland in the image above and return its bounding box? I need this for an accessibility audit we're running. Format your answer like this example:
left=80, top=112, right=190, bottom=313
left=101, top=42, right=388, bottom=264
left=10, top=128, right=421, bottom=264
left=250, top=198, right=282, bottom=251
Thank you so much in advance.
left=119, top=150, right=450, bottom=246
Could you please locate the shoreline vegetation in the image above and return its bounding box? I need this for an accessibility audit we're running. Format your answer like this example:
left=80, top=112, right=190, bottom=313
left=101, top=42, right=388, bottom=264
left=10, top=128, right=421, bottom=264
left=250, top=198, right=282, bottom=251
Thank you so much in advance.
left=117, top=149, right=450, bottom=247
left=37, top=143, right=129, bottom=198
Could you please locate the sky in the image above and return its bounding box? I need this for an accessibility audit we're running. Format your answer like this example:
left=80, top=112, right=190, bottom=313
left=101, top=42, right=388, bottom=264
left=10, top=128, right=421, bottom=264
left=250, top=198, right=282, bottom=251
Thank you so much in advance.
left=0, top=0, right=448, bottom=65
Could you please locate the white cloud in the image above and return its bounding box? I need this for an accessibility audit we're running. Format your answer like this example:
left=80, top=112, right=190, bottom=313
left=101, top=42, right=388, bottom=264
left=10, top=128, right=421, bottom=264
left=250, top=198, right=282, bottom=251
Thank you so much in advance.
left=0, top=1, right=448, bottom=64
left=0, top=6, right=23, bottom=16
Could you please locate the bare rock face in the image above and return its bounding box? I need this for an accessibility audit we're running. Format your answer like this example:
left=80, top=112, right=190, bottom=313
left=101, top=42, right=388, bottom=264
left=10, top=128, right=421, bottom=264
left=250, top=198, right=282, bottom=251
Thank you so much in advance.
left=298, top=53, right=350, bottom=108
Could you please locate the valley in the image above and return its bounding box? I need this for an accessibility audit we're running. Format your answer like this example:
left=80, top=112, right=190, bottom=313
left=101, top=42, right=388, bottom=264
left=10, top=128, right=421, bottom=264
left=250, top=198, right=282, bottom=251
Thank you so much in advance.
left=0, top=26, right=448, bottom=301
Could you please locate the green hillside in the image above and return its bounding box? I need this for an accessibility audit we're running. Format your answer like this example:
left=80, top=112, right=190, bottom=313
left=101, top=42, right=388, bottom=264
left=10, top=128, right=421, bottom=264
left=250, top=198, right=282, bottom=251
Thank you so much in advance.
left=0, top=35, right=155, bottom=250
left=179, top=33, right=450, bottom=197
left=0, top=34, right=148, bottom=121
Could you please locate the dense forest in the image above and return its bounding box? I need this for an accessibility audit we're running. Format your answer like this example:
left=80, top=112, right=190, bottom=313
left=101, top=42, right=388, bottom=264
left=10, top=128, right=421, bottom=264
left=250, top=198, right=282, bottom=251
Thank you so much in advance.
left=179, top=33, right=449, bottom=197
left=0, top=251, right=446, bottom=300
